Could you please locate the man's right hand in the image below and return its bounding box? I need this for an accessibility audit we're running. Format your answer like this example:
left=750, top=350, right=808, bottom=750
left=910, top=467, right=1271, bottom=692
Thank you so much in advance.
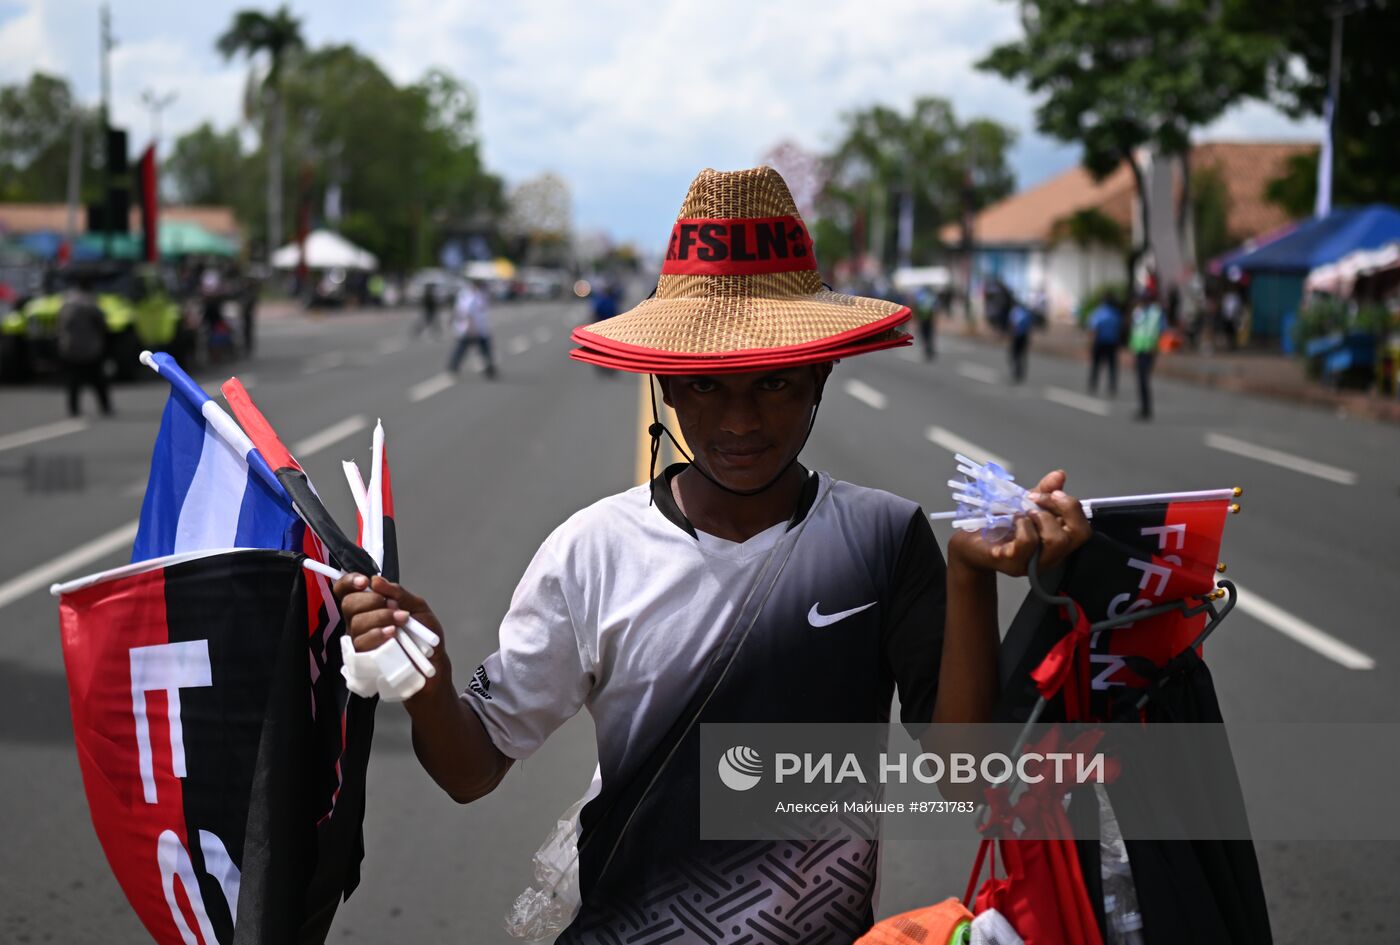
left=330, top=572, right=513, bottom=802
left=332, top=573, right=451, bottom=699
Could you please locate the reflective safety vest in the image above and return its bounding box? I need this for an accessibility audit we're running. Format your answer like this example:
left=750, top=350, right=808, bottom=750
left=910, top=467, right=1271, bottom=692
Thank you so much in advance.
left=1130, top=304, right=1162, bottom=354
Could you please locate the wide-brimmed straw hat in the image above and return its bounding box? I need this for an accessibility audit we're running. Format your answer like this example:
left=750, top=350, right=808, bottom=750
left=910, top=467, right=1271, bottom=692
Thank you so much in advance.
left=570, top=166, right=911, bottom=374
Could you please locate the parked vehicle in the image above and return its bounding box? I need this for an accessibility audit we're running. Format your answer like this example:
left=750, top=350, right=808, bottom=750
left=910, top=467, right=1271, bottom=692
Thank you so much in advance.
left=0, top=262, right=195, bottom=382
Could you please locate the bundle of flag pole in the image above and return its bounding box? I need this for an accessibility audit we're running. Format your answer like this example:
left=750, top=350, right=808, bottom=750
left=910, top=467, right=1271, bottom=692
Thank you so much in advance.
left=49, top=352, right=427, bottom=945
left=923, top=456, right=1272, bottom=945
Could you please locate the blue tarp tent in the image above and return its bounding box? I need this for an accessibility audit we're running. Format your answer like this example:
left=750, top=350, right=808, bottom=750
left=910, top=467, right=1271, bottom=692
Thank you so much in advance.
left=1222, top=205, right=1400, bottom=341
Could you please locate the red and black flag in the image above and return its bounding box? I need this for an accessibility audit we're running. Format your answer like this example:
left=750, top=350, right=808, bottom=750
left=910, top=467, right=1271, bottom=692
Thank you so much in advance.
left=997, top=498, right=1230, bottom=723
left=56, top=549, right=362, bottom=945
left=218, top=378, right=385, bottom=925
left=987, top=497, right=1272, bottom=945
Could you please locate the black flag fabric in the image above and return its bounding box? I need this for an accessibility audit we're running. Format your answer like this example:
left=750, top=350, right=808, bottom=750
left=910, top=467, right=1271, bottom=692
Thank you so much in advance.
left=57, top=549, right=370, bottom=945
left=985, top=497, right=1272, bottom=945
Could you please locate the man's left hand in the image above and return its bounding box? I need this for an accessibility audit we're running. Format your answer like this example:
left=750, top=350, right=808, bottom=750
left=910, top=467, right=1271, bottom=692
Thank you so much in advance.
left=946, top=469, right=1089, bottom=578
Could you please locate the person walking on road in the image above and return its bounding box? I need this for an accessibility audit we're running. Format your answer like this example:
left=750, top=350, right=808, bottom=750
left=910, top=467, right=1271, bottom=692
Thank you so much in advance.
left=239, top=272, right=260, bottom=356
left=913, top=285, right=937, bottom=360
left=447, top=279, right=496, bottom=379
left=1008, top=297, right=1032, bottom=383
left=1130, top=289, right=1164, bottom=420
left=333, top=167, right=1088, bottom=942
left=56, top=278, right=112, bottom=417
left=1087, top=293, right=1122, bottom=396
left=415, top=282, right=441, bottom=338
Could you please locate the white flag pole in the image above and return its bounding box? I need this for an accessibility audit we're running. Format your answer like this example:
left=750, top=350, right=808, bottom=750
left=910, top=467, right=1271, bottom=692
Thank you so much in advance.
left=930, top=487, right=1242, bottom=528
left=366, top=420, right=385, bottom=570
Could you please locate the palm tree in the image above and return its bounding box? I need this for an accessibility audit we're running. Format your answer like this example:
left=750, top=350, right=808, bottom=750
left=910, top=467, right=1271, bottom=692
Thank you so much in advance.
left=216, top=6, right=305, bottom=256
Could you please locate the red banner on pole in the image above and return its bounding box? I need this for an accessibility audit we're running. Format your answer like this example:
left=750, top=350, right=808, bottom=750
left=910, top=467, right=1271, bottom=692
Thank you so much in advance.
left=139, top=145, right=159, bottom=263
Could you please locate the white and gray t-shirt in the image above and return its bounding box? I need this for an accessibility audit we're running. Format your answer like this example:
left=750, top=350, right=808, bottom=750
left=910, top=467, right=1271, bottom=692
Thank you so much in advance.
left=465, top=465, right=947, bottom=944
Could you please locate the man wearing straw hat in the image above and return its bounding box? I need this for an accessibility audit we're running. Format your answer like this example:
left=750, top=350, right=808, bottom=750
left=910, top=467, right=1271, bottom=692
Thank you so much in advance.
left=336, top=167, right=1088, bottom=941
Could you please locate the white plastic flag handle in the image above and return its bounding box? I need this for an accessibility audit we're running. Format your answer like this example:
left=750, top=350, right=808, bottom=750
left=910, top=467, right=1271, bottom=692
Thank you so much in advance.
left=302, top=558, right=441, bottom=652
left=366, top=420, right=385, bottom=570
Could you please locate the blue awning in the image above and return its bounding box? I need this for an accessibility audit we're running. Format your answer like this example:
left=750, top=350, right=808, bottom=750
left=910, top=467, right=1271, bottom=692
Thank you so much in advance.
left=1225, top=205, right=1400, bottom=274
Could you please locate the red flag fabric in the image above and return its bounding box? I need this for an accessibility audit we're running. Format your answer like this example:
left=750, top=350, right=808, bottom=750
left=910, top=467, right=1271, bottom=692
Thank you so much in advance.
left=139, top=145, right=158, bottom=263
left=57, top=549, right=366, bottom=944
left=966, top=730, right=1109, bottom=945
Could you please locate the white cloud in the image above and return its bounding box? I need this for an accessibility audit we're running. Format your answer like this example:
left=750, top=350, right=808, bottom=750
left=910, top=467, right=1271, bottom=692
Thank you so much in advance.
left=1, top=0, right=1321, bottom=246
left=110, top=36, right=245, bottom=154
left=0, top=0, right=61, bottom=84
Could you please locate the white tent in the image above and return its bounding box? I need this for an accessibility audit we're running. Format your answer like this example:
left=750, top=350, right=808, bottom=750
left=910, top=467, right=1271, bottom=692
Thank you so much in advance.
left=270, top=230, right=378, bottom=271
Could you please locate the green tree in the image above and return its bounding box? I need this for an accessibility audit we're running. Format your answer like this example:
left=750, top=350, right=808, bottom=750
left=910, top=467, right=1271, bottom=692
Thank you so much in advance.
left=275, top=47, right=502, bottom=270
left=820, top=97, right=1015, bottom=270
left=1191, top=165, right=1236, bottom=264
left=978, top=0, right=1277, bottom=287
left=1233, top=0, right=1400, bottom=211
left=217, top=5, right=306, bottom=255
left=164, top=123, right=250, bottom=207
left=0, top=73, right=101, bottom=203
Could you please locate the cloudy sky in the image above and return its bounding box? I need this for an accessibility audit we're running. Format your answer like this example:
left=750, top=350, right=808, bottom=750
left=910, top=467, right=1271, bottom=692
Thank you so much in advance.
left=0, top=0, right=1321, bottom=247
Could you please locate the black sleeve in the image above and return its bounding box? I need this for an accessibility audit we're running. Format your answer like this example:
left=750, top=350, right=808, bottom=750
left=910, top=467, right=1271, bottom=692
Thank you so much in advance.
left=882, top=508, right=947, bottom=725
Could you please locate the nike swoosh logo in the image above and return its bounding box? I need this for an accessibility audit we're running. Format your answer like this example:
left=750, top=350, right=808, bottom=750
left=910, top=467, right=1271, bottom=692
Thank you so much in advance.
left=808, top=601, right=877, bottom=628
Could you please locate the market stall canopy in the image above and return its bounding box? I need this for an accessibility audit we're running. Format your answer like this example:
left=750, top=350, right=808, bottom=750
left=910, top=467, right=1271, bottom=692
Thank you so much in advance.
left=1305, top=241, right=1400, bottom=295
left=1222, top=205, right=1400, bottom=274
left=893, top=266, right=952, bottom=291
left=271, top=230, right=378, bottom=271
left=66, top=221, right=239, bottom=261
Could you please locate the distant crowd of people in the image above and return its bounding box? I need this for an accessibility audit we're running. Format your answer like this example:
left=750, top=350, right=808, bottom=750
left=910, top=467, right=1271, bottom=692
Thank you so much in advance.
left=984, top=278, right=1166, bottom=420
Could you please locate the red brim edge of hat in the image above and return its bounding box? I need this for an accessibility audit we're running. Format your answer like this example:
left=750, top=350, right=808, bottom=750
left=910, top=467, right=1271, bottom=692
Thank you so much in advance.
left=571, top=307, right=912, bottom=362
left=569, top=332, right=912, bottom=375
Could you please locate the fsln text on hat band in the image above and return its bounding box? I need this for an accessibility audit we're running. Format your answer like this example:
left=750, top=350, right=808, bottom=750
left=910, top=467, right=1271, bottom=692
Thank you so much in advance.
left=663, top=215, right=816, bottom=277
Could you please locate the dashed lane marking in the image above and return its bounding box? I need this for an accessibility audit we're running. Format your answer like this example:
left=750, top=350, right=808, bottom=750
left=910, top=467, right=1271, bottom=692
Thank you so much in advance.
left=0, top=418, right=88, bottom=454
left=408, top=373, right=457, bottom=403
left=1234, top=584, right=1375, bottom=669
left=1205, top=432, right=1357, bottom=486
left=924, top=426, right=1011, bottom=470
left=1043, top=386, right=1110, bottom=416
left=843, top=379, right=888, bottom=410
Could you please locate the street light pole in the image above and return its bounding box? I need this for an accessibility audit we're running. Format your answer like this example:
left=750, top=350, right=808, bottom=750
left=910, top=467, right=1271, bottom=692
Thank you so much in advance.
left=1318, top=1, right=1368, bottom=217
left=100, top=3, right=114, bottom=257
left=141, top=89, right=177, bottom=148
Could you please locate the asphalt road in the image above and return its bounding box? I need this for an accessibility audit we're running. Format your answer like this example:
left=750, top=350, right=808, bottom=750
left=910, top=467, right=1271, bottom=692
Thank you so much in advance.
left=1, top=301, right=1395, bottom=943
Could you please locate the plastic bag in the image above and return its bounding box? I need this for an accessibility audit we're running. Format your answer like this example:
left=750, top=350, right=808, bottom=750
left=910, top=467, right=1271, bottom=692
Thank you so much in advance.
left=503, top=794, right=587, bottom=940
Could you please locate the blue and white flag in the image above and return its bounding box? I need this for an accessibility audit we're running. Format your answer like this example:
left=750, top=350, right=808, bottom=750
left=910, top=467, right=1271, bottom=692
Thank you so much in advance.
left=132, top=352, right=301, bottom=562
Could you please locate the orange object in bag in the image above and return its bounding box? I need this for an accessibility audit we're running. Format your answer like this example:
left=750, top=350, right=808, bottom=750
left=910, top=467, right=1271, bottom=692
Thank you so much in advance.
left=856, top=897, right=972, bottom=945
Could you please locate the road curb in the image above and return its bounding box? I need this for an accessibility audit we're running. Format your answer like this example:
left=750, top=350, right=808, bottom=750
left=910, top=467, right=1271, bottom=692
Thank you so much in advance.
left=957, top=329, right=1400, bottom=426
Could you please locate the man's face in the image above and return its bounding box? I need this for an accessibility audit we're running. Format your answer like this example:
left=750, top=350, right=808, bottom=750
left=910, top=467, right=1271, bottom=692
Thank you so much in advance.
left=660, top=365, right=830, bottom=493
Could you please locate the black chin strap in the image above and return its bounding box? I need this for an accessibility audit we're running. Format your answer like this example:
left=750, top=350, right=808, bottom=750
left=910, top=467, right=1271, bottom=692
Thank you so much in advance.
left=646, top=371, right=825, bottom=506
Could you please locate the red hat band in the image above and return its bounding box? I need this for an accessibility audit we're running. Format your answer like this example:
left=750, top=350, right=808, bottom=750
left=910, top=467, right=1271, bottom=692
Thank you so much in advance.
left=662, top=216, right=816, bottom=277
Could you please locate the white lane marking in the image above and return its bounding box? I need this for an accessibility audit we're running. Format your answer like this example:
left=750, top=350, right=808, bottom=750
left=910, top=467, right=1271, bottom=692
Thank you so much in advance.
left=1043, top=386, right=1110, bottom=416
left=291, top=415, right=368, bottom=458
left=0, top=418, right=88, bottom=454
left=301, top=352, right=347, bottom=375
left=507, top=335, right=531, bottom=355
left=533, top=326, right=552, bottom=344
left=1204, top=432, right=1357, bottom=486
left=376, top=337, right=408, bottom=355
left=924, top=426, right=1011, bottom=470
left=0, top=520, right=140, bottom=610
left=1233, top=584, right=1375, bottom=670
left=956, top=362, right=1000, bottom=384
left=843, top=379, right=888, bottom=410
left=408, top=373, right=456, bottom=403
